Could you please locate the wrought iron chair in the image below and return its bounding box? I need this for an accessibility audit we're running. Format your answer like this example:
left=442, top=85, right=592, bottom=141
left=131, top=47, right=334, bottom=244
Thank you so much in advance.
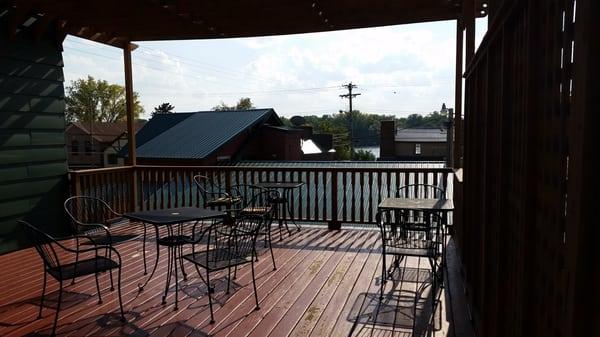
left=20, top=220, right=125, bottom=336
left=395, top=183, right=446, bottom=199
left=182, top=215, right=264, bottom=323
left=376, top=210, right=443, bottom=331
left=193, top=174, right=241, bottom=209
left=64, top=196, right=142, bottom=284
left=231, top=184, right=279, bottom=270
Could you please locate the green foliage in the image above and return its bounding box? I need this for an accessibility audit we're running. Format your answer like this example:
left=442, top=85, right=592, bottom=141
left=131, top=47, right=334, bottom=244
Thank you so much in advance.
left=353, top=149, right=376, bottom=161
left=65, top=76, right=144, bottom=122
left=152, top=102, right=175, bottom=117
left=281, top=107, right=450, bottom=160
left=212, top=97, right=255, bottom=111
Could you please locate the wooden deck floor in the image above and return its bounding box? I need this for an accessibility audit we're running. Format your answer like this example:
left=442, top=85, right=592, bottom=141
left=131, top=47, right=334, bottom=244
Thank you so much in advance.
left=0, top=225, right=456, bottom=337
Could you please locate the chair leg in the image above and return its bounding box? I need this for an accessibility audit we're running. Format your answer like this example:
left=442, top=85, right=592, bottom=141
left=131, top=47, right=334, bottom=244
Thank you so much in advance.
left=251, top=260, right=260, bottom=311
left=38, top=272, right=47, bottom=319
left=207, top=270, right=215, bottom=324
left=117, top=266, right=126, bottom=322
left=94, top=271, right=103, bottom=304
left=52, top=281, right=63, bottom=336
left=431, top=259, right=437, bottom=315
left=71, top=237, right=79, bottom=285
left=226, top=266, right=231, bottom=295
left=109, top=269, right=115, bottom=291
left=142, top=224, right=148, bottom=275
left=174, top=247, right=179, bottom=310
left=163, top=248, right=173, bottom=304
left=267, top=229, right=276, bottom=271
left=380, top=253, right=386, bottom=300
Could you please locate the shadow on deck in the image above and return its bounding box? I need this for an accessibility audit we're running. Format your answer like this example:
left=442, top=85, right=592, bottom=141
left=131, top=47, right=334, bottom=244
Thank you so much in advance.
left=0, top=225, right=470, bottom=337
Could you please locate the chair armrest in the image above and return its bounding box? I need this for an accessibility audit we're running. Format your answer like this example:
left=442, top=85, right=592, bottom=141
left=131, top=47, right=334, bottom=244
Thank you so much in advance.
left=53, top=240, right=121, bottom=262
left=78, top=223, right=113, bottom=245
left=54, top=233, right=100, bottom=246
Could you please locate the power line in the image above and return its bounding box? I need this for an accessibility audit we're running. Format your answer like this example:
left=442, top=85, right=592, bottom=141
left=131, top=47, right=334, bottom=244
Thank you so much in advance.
left=63, top=46, right=341, bottom=97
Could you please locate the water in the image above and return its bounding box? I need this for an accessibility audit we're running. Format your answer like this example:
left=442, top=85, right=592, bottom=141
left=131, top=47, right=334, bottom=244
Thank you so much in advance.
left=354, top=146, right=380, bottom=159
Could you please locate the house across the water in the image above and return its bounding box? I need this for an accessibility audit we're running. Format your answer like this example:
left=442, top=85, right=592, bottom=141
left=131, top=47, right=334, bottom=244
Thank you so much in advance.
left=379, top=120, right=449, bottom=161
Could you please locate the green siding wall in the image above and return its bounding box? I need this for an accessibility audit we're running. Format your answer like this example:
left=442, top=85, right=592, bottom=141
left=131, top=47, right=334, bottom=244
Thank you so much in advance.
left=0, top=33, right=69, bottom=254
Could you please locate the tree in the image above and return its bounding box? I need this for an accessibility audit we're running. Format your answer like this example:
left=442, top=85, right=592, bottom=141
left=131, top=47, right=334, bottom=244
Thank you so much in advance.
left=65, top=76, right=144, bottom=122
left=212, top=97, right=255, bottom=111
left=353, top=149, right=376, bottom=161
left=152, top=102, right=175, bottom=117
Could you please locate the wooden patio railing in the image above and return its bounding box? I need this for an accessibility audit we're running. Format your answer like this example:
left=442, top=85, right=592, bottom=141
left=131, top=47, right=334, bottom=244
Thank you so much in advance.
left=69, top=164, right=453, bottom=228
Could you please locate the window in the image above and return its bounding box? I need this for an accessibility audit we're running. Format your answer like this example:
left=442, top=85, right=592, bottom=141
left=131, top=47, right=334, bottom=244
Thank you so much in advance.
left=107, top=154, right=118, bottom=165
left=84, top=141, right=92, bottom=155
left=71, top=140, right=79, bottom=155
left=415, top=143, right=421, bottom=155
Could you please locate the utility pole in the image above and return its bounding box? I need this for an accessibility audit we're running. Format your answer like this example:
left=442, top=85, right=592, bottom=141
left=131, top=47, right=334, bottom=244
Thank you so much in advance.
left=340, top=82, right=361, bottom=157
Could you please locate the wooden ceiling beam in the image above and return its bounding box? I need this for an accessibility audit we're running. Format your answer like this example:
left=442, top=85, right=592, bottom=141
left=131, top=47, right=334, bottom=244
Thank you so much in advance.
left=32, top=13, right=54, bottom=42
left=6, top=4, right=31, bottom=40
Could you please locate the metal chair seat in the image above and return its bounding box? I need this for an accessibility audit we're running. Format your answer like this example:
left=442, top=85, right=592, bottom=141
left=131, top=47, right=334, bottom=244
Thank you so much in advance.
left=241, top=206, right=272, bottom=215
left=157, top=234, right=193, bottom=247
left=182, top=248, right=253, bottom=271
left=48, top=256, right=119, bottom=280
left=206, top=196, right=242, bottom=208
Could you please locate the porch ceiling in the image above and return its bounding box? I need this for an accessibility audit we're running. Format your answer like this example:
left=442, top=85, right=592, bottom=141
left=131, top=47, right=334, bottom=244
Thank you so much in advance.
left=7, top=0, right=486, bottom=48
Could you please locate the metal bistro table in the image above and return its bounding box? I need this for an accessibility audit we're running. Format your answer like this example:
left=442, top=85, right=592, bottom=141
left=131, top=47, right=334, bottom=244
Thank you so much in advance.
left=123, top=207, right=226, bottom=309
left=253, top=182, right=304, bottom=237
left=378, top=197, right=454, bottom=284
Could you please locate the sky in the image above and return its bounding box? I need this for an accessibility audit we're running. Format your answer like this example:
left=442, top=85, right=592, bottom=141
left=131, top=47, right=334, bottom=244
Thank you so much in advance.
left=62, top=18, right=487, bottom=120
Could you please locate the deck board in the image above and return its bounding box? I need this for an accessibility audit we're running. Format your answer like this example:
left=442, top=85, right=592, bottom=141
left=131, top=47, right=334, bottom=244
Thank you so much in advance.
left=0, top=224, right=456, bottom=337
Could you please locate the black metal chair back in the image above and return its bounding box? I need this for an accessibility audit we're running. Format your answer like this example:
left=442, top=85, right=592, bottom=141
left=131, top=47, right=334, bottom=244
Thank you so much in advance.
left=193, top=174, right=233, bottom=208
left=21, top=221, right=61, bottom=272
left=206, top=215, right=263, bottom=266
left=232, top=185, right=278, bottom=215
left=376, top=209, right=442, bottom=332
left=183, top=214, right=265, bottom=323
left=395, top=183, right=446, bottom=199
left=19, top=220, right=125, bottom=335
left=64, top=196, right=120, bottom=233
left=377, top=209, right=443, bottom=257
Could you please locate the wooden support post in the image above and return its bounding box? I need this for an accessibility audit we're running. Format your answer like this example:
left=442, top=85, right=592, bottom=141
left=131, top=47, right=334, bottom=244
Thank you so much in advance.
left=123, top=42, right=138, bottom=211
left=454, top=19, right=464, bottom=168
left=565, top=1, right=600, bottom=336
left=464, top=0, right=476, bottom=64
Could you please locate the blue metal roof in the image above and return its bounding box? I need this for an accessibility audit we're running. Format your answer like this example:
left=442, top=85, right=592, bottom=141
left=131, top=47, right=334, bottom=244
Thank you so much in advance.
left=132, top=109, right=276, bottom=159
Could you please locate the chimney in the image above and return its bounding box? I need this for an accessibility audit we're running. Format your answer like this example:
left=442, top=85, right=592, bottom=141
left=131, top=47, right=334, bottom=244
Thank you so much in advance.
left=297, top=125, right=313, bottom=139
left=380, top=120, right=395, bottom=160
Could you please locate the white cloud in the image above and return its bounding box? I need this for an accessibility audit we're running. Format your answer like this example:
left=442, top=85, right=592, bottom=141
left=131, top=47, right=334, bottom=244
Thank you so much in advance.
left=62, top=21, right=459, bottom=119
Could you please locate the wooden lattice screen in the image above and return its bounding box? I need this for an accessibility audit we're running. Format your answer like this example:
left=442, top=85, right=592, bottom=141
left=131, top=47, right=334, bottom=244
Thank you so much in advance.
left=459, top=0, right=599, bottom=336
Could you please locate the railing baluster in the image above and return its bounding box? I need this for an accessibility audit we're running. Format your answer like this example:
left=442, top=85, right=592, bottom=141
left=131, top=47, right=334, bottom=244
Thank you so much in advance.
left=351, top=171, right=356, bottom=223
left=342, top=171, right=347, bottom=222
left=368, top=171, right=373, bottom=223
left=360, top=172, right=365, bottom=223
left=313, top=170, right=319, bottom=221
left=322, top=170, right=327, bottom=221
left=298, top=171, right=304, bottom=220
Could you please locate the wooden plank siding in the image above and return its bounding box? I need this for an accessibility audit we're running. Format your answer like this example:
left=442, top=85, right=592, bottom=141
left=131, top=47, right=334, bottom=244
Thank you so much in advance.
left=0, top=226, right=461, bottom=337
left=0, top=25, right=69, bottom=253
left=458, top=0, right=598, bottom=336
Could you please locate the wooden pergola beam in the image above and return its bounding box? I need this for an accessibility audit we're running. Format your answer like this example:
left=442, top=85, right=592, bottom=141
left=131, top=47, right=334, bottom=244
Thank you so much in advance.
left=454, top=18, right=464, bottom=167
left=123, top=42, right=138, bottom=211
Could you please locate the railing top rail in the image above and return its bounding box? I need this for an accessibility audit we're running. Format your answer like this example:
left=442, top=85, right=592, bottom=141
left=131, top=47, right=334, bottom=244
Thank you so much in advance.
left=134, top=164, right=454, bottom=174
left=69, top=166, right=134, bottom=175
left=69, top=164, right=454, bottom=176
